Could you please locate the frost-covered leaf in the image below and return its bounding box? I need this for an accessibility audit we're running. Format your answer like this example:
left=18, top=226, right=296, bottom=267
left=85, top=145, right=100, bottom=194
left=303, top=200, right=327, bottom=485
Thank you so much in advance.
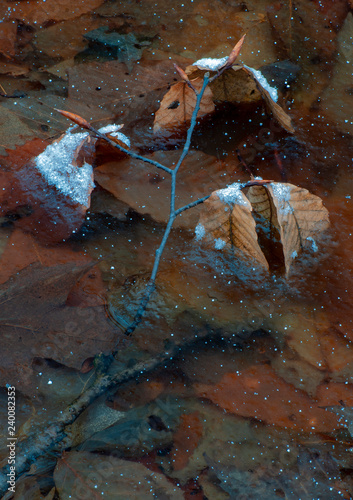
left=195, top=183, right=269, bottom=271
left=153, top=77, right=215, bottom=134
left=187, top=63, right=261, bottom=104
left=267, top=182, right=330, bottom=275
left=196, top=181, right=330, bottom=275
left=186, top=57, right=294, bottom=132
left=1, top=128, right=96, bottom=243
left=243, top=65, right=294, bottom=133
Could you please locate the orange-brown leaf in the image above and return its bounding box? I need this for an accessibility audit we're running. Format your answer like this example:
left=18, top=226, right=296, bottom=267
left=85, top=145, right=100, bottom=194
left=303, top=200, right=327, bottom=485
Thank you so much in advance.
left=153, top=78, right=214, bottom=134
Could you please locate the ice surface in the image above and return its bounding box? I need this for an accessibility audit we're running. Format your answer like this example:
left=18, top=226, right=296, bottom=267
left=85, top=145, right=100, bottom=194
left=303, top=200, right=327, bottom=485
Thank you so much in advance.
left=98, top=124, right=130, bottom=147
left=195, top=223, right=205, bottom=240
left=217, top=183, right=247, bottom=205
left=35, top=129, right=94, bottom=207
left=214, top=238, right=226, bottom=250
left=307, top=236, right=318, bottom=252
left=244, top=65, right=278, bottom=102
left=193, top=56, right=228, bottom=71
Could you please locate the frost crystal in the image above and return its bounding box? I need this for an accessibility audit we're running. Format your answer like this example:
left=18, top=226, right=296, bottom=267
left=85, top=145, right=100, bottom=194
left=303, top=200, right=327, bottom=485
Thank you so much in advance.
left=270, top=183, right=293, bottom=215
left=193, top=56, right=228, bottom=71
left=216, top=183, right=247, bottom=205
left=98, top=124, right=130, bottom=147
left=195, top=223, right=205, bottom=240
left=214, top=238, right=226, bottom=250
left=35, top=129, right=94, bottom=207
left=307, top=236, right=318, bottom=252
left=244, top=65, right=278, bottom=102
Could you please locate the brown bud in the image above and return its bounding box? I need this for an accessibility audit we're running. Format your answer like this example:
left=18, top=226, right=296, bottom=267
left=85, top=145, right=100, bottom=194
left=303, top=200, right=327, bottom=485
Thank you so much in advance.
left=55, top=109, right=92, bottom=130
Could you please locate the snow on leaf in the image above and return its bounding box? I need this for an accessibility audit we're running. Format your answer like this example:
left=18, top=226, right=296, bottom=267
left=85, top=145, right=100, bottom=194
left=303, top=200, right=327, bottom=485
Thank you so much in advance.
left=243, top=64, right=278, bottom=102
left=267, top=182, right=330, bottom=275
left=195, top=181, right=330, bottom=276
left=192, top=56, right=228, bottom=71
left=243, top=65, right=294, bottom=133
left=196, top=183, right=269, bottom=271
left=35, top=128, right=94, bottom=208
left=98, top=124, right=131, bottom=147
left=153, top=77, right=215, bottom=134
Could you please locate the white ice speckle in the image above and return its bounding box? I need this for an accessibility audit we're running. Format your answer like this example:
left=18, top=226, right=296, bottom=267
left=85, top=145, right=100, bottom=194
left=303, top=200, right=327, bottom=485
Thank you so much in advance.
left=193, top=56, right=228, bottom=71
left=307, top=236, right=318, bottom=252
left=270, top=182, right=293, bottom=215
left=98, top=124, right=130, bottom=147
left=195, top=223, right=205, bottom=240
left=214, top=238, right=226, bottom=250
left=216, top=182, right=247, bottom=205
left=291, top=250, right=298, bottom=259
left=35, top=129, right=94, bottom=207
left=244, top=65, right=278, bottom=102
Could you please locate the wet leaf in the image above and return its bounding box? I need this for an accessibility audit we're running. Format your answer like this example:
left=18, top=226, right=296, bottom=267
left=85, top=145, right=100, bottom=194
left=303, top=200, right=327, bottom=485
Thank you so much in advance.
left=1, top=129, right=95, bottom=243
left=196, top=181, right=330, bottom=275
left=0, top=21, right=17, bottom=58
left=84, top=28, right=151, bottom=72
left=1, top=0, right=105, bottom=26
left=54, top=450, right=184, bottom=499
left=153, top=77, right=215, bottom=134
left=194, top=364, right=342, bottom=433
left=94, top=149, right=242, bottom=230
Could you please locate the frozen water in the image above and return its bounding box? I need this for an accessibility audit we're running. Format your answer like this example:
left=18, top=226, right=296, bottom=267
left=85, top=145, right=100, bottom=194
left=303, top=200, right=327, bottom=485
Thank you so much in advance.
left=35, top=129, right=94, bottom=207
left=244, top=65, right=278, bottom=102
left=98, top=124, right=130, bottom=147
left=307, top=236, right=318, bottom=252
left=195, top=223, right=205, bottom=240
left=270, top=183, right=293, bottom=215
left=193, top=56, right=228, bottom=71
left=214, top=238, right=226, bottom=250
left=217, top=183, right=248, bottom=205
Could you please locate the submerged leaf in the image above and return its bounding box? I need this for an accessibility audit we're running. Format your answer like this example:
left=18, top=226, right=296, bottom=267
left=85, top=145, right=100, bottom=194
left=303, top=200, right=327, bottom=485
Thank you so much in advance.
left=153, top=77, right=215, bottom=134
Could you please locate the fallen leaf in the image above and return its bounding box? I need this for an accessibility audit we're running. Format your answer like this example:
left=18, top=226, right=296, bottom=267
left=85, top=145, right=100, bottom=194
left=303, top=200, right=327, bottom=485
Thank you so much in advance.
left=84, top=28, right=152, bottom=72
left=195, top=183, right=269, bottom=271
left=66, top=265, right=107, bottom=307
left=196, top=181, right=330, bottom=275
left=186, top=59, right=294, bottom=132
left=54, top=451, right=184, bottom=499
left=153, top=78, right=215, bottom=134
left=194, top=364, right=343, bottom=433
left=1, top=128, right=95, bottom=243
left=267, top=182, right=330, bottom=275
left=0, top=21, right=17, bottom=58
left=170, top=412, right=203, bottom=472
left=94, top=149, right=243, bottom=230
left=187, top=64, right=261, bottom=103
left=1, top=0, right=105, bottom=26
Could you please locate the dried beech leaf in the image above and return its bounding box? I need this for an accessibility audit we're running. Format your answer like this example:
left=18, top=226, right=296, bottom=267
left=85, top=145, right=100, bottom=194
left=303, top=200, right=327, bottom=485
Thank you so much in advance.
left=186, top=65, right=261, bottom=104
left=246, top=184, right=279, bottom=231
left=243, top=66, right=294, bottom=133
left=195, top=183, right=269, bottom=271
left=267, top=182, right=330, bottom=275
left=153, top=77, right=215, bottom=134
left=259, top=85, right=294, bottom=133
